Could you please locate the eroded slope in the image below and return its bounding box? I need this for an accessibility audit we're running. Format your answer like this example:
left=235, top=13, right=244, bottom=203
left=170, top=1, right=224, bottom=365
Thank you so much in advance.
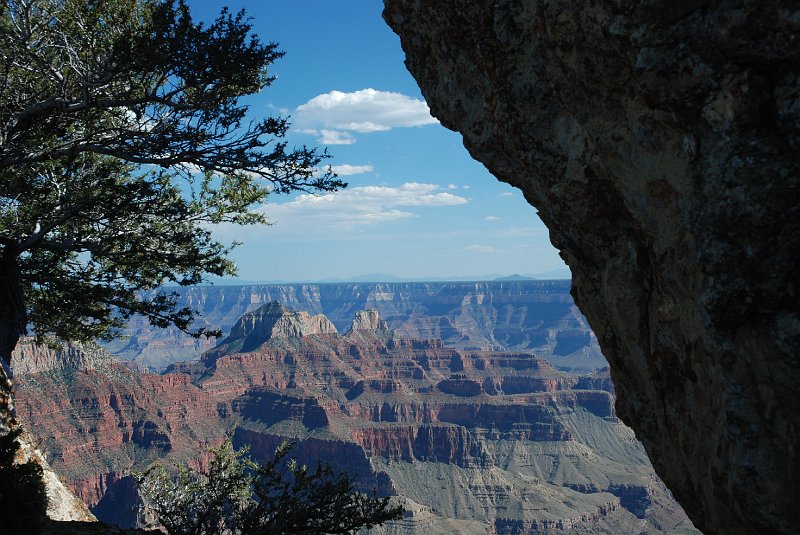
left=15, top=306, right=697, bottom=533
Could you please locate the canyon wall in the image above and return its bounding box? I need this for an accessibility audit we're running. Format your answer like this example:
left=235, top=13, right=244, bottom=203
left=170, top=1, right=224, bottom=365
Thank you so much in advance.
left=105, top=281, right=604, bottom=372
left=15, top=306, right=698, bottom=534
left=382, top=2, right=799, bottom=535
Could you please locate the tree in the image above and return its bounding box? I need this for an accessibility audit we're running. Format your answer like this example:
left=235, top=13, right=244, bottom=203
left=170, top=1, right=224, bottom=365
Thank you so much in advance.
left=137, top=439, right=403, bottom=535
left=0, top=0, right=345, bottom=367
left=137, top=440, right=253, bottom=535
left=0, top=3, right=344, bottom=521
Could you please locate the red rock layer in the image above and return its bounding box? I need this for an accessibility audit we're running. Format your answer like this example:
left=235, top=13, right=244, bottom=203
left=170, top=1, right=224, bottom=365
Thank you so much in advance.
left=15, top=315, right=689, bottom=533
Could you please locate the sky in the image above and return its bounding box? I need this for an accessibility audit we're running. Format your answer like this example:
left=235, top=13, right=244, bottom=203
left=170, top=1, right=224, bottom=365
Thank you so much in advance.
left=188, top=0, right=569, bottom=282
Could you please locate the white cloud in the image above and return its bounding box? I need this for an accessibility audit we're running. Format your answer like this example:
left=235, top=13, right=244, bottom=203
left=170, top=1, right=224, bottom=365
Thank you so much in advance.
left=447, top=184, right=458, bottom=190
left=311, top=164, right=374, bottom=179
left=304, top=129, right=356, bottom=145
left=176, top=162, right=204, bottom=174
left=462, top=185, right=471, bottom=189
left=295, top=89, right=438, bottom=143
left=484, top=215, right=499, bottom=221
left=261, top=183, right=467, bottom=232
left=498, top=191, right=514, bottom=197
left=464, top=244, right=496, bottom=253
left=267, top=103, right=290, bottom=116
left=328, top=164, right=374, bottom=176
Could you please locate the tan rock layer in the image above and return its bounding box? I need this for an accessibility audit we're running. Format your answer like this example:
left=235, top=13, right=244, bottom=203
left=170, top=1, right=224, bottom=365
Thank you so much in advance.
left=382, top=2, right=800, bottom=534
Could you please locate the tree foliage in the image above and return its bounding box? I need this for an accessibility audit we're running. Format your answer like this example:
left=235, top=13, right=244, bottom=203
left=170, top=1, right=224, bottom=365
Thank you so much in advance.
left=137, top=439, right=403, bottom=535
left=0, top=0, right=345, bottom=351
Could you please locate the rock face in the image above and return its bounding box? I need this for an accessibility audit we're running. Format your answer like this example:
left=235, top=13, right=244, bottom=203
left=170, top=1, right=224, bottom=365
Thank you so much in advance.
left=11, top=338, right=113, bottom=377
left=104, top=281, right=604, bottom=372
left=15, top=308, right=698, bottom=533
left=350, top=309, right=389, bottom=332
left=6, top=338, right=104, bottom=526
left=211, top=301, right=338, bottom=357
left=382, top=3, right=799, bottom=534
left=14, top=428, right=97, bottom=523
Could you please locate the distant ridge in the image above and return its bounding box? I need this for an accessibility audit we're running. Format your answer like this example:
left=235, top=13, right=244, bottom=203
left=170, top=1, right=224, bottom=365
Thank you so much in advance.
left=105, top=280, right=601, bottom=373
left=202, top=271, right=571, bottom=285
left=494, top=274, right=536, bottom=281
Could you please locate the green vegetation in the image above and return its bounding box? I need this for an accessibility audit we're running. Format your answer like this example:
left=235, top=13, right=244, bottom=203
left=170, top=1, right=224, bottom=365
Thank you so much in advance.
left=0, top=0, right=352, bottom=528
left=0, top=0, right=344, bottom=360
left=137, top=439, right=403, bottom=535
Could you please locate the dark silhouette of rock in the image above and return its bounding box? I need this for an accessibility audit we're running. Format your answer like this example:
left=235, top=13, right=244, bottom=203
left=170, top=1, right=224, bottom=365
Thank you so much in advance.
left=382, top=2, right=799, bottom=534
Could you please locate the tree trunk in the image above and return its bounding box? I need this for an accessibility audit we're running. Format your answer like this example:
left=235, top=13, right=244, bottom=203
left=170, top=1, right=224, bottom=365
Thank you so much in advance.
left=0, top=251, right=26, bottom=434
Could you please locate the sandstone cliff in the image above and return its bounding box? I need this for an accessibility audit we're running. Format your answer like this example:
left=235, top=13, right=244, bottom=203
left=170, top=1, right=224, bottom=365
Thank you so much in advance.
left=382, top=2, right=799, bottom=534
left=15, top=308, right=698, bottom=534
left=350, top=309, right=390, bottom=332
left=209, top=301, right=338, bottom=358
left=3, top=339, right=161, bottom=534
left=14, top=428, right=97, bottom=523
left=11, top=338, right=113, bottom=377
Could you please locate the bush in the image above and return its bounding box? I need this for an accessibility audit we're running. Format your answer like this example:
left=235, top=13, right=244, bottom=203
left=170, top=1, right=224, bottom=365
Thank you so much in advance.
left=137, top=439, right=402, bottom=535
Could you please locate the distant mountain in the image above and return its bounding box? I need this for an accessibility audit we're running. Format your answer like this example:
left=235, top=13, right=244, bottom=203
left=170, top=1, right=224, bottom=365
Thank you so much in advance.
left=493, top=274, right=536, bottom=281
left=202, top=272, right=571, bottom=284
left=531, top=267, right=573, bottom=279
left=316, top=272, right=409, bottom=283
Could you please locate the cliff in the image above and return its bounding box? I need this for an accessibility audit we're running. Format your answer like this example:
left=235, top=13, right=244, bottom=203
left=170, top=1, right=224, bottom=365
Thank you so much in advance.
left=350, top=309, right=390, bottom=332
left=208, top=301, right=338, bottom=358
left=382, top=2, right=799, bottom=534
left=11, top=338, right=113, bottom=377
left=15, top=308, right=698, bottom=533
left=103, top=281, right=604, bottom=372
left=4, top=340, right=159, bottom=533
left=14, top=428, right=97, bottom=523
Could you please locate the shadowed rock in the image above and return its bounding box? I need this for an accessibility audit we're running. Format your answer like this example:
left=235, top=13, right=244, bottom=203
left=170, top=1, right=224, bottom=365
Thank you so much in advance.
left=383, top=2, right=799, bottom=534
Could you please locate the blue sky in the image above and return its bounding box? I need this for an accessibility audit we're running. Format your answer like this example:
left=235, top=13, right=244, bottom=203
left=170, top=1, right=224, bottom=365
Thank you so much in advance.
left=189, top=1, right=568, bottom=282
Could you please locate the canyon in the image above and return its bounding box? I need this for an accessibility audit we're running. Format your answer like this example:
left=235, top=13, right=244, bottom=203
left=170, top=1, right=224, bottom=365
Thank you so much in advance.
left=383, top=2, right=799, bottom=534
left=13, top=304, right=698, bottom=534
left=103, top=281, right=604, bottom=373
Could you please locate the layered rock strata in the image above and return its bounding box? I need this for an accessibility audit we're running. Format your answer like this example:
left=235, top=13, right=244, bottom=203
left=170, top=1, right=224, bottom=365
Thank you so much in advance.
left=11, top=338, right=113, bottom=377
left=104, top=281, right=604, bottom=372
left=211, top=301, right=338, bottom=356
left=350, top=309, right=390, bottom=332
left=5, top=338, right=101, bottom=527
left=382, top=2, right=799, bottom=534
left=15, top=306, right=698, bottom=533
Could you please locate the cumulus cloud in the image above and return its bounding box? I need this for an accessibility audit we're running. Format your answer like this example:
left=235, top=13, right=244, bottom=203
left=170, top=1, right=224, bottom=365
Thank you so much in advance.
left=324, top=164, right=374, bottom=177
left=484, top=215, right=499, bottom=221
left=295, top=89, right=438, bottom=143
left=464, top=244, right=496, bottom=253
left=262, top=183, right=467, bottom=232
left=304, top=129, right=356, bottom=145
left=447, top=184, right=458, bottom=190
